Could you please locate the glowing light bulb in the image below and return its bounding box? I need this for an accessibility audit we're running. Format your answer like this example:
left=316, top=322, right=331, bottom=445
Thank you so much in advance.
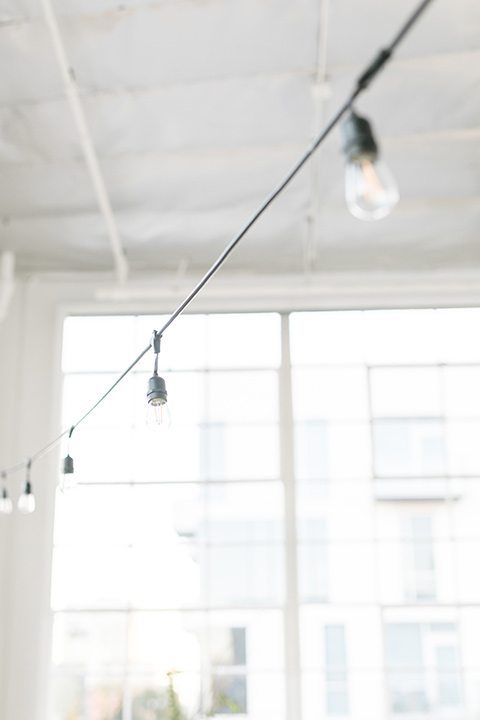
left=0, top=487, right=13, bottom=515
left=341, top=111, right=399, bottom=221
left=345, top=157, right=399, bottom=221
left=18, top=481, right=35, bottom=514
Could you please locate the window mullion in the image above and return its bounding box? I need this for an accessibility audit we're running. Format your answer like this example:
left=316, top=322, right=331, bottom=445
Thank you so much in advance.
left=279, top=313, right=302, bottom=720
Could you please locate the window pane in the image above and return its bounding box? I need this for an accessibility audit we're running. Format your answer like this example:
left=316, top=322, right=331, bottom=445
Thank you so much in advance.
left=207, top=370, right=279, bottom=423
left=52, top=613, right=128, bottom=667
left=205, top=609, right=284, bottom=671
left=290, top=311, right=365, bottom=365
left=209, top=545, right=284, bottom=606
left=386, top=624, right=427, bottom=713
left=363, top=310, right=439, bottom=365
left=443, top=366, right=480, bottom=418
left=62, top=374, right=135, bottom=429
left=207, top=313, right=281, bottom=368
left=211, top=674, right=247, bottom=714
left=52, top=547, right=131, bottom=610
left=62, top=316, right=136, bottom=372
left=205, top=481, right=284, bottom=543
left=299, top=543, right=328, bottom=602
left=436, top=309, right=480, bottom=363
left=374, top=419, right=445, bottom=477
left=325, top=626, right=347, bottom=666
left=370, top=367, right=441, bottom=417
left=128, top=675, right=200, bottom=720
left=131, top=546, right=201, bottom=608
left=199, top=424, right=279, bottom=481
left=293, top=368, right=368, bottom=421
left=67, top=427, right=135, bottom=484
left=129, top=612, right=201, bottom=670
left=86, top=678, right=124, bottom=720
left=446, top=421, right=480, bottom=474
left=296, top=422, right=371, bottom=481
left=54, top=485, right=133, bottom=547
left=51, top=675, right=83, bottom=720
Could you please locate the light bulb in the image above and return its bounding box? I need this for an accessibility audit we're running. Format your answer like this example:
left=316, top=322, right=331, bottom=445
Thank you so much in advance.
left=0, top=487, right=13, bottom=515
left=59, top=474, right=77, bottom=492
left=146, top=398, right=171, bottom=430
left=146, top=373, right=171, bottom=430
left=60, top=454, right=77, bottom=492
left=18, top=481, right=35, bottom=514
left=340, top=111, right=399, bottom=221
left=345, top=157, right=399, bottom=221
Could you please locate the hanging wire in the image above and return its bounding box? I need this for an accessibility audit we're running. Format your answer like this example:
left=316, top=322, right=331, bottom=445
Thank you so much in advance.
left=0, top=0, right=436, bottom=481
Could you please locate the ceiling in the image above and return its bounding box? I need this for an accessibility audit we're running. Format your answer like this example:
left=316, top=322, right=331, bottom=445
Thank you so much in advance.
left=0, top=0, right=479, bottom=282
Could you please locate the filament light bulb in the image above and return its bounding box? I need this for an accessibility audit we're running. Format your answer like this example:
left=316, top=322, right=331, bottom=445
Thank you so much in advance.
left=345, top=157, right=399, bottom=220
left=147, top=397, right=171, bottom=430
left=18, top=481, right=35, bottom=514
left=146, top=374, right=171, bottom=430
left=0, top=487, right=13, bottom=515
left=146, top=332, right=171, bottom=430
left=341, top=112, right=399, bottom=221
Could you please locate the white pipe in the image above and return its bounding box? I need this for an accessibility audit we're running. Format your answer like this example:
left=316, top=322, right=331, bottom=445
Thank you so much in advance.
left=41, top=0, right=129, bottom=283
left=0, top=251, right=15, bottom=324
left=304, top=0, right=331, bottom=273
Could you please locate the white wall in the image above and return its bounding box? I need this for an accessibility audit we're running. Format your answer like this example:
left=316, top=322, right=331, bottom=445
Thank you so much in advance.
left=0, top=278, right=62, bottom=720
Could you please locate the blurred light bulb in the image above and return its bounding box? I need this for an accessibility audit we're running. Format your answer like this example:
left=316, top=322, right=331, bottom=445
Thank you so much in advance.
left=60, top=474, right=77, bottom=492
left=60, top=454, right=76, bottom=492
left=345, top=157, right=399, bottom=220
left=18, top=481, right=35, bottom=514
left=341, top=111, right=399, bottom=221
left=0, top=487, right=13, bottom=515
left=146, top=397, right=171, bottom=430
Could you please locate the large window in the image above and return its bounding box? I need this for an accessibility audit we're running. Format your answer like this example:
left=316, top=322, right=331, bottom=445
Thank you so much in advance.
left=51, top=309, right=480, bottom=720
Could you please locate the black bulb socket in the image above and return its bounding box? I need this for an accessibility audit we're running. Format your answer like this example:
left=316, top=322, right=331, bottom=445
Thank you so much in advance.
left=147, top=375, right=168, bottom=406
left=63, top=454, right=74, bottom=475
left=24, top=481, right=32, bottom=495
left=341, top=113, right=378, bottom=165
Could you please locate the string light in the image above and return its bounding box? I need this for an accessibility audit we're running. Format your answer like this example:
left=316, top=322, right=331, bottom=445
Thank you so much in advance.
left=18, top=461, right=35, bottom=515
left=146, top=332, right=171, bottom=430
left=0, top=472, right=13, bottom=515
left=0, top=0, right=436, bottom=508
left=60, top=426, right=76, bottom=492
left=341, top=111, right=399, bottom=220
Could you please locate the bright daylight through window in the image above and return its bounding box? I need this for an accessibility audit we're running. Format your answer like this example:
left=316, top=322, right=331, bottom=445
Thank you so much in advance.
left=51, top=309, right=480, bottom=720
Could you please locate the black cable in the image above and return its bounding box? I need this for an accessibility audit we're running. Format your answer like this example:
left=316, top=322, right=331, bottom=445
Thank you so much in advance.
left=0, top=0, right=436, bottom=481
left=71, top=343, right=152, bottom=429
left=155, top=0, right=436, bottom=339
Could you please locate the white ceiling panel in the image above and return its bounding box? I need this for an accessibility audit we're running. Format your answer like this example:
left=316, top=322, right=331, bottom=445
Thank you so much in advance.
left=326, top=0, right=480, bottom=66
left=0, top=0, right=478, bottom=281
left=58, top=0, right=320, bottom=90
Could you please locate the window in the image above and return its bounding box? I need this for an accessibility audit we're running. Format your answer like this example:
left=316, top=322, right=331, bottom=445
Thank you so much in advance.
left=51, top=308, right=480, bottom=720
left=211, top=627, right=247, bottom=714
left=325, top=625, right=349, bottom=716
left=52, top=313, right=284, bottom=720
left=386, top=623, right=461, bottom=714
left=402, top=517, right=436, bottom=602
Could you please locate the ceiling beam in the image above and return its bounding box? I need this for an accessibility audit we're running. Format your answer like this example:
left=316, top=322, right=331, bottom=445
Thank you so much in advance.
left=41, top=0, right=129, bottom=283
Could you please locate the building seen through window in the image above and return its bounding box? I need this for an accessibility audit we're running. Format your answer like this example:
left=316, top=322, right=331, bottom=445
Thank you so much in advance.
left=51, top=309, right=480, bottom=719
